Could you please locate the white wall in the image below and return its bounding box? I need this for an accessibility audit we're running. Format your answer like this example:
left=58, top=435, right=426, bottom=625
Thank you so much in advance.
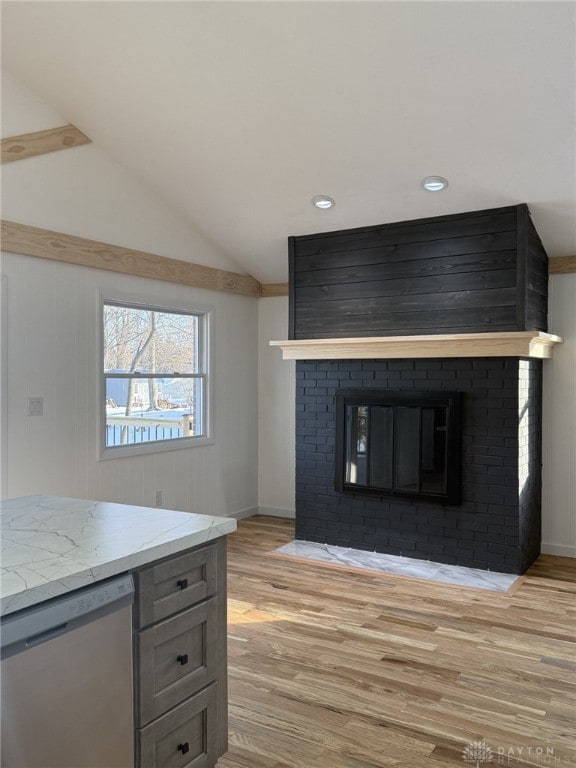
left=542, top=274, right=576, bottom=557
left=1, top=254, right=258, bottom=516
left=1, top=72, right=258, bottom=517
left=258, top=298, right=295, bottom=517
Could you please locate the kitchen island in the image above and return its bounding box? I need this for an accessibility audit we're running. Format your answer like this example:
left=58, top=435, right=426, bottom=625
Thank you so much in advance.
left=0, top=495, right=237, bottom=768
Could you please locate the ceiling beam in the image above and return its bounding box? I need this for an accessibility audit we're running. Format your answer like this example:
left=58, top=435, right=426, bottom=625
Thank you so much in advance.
left=549, top=255, right=576, bottom=274
left=260, top=283, right=288, bottom=297
left=0, top=220, right=262, bottom=297
left=1, top=124, right=91, bottom=164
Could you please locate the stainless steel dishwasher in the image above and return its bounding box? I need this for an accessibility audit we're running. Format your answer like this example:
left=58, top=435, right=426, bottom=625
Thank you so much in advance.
left=1, top=574, right=134, bottom=768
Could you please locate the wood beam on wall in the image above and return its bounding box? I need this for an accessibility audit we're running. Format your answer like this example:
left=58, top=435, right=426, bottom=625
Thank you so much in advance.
left=1, top=221, right=571, bottom=299
left=1, top=125, right=91, bottom=164
left=549, top=255, right=576, bottom=274
left=0, top=220, right=262, bottom=298
left=260, top=283, right=289, bottom=297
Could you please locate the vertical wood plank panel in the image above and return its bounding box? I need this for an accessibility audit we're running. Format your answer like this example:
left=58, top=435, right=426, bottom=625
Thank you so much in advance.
left=1, top=252, right=258, bottom=514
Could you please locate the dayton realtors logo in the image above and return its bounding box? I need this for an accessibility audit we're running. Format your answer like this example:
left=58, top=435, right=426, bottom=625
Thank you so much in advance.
left=463, top=740, right=493, bottom=767
left=462, top=740, right=560, bottom=766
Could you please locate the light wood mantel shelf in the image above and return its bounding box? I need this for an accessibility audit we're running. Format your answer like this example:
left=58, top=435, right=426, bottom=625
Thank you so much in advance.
left=270, top=331, right=563, bottom=360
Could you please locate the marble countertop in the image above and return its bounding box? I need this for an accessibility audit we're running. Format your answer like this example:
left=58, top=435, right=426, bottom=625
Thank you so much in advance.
left=0, top=495, right=237, bottom=616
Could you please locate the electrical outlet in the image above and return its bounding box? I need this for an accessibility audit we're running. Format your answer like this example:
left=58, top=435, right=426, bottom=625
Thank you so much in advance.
left=155, top=490, right=163, bottom=507
left=27, top=397, right=44, bottom=417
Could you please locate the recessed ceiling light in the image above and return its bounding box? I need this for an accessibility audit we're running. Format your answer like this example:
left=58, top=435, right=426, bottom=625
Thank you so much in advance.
left=422, top=176, right=448, bottom=192
left=312, top=195, right=335, bottom=209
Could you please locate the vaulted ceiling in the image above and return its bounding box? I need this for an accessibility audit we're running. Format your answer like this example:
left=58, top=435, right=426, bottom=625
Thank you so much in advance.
left=2, top=1, right=575, bottom=283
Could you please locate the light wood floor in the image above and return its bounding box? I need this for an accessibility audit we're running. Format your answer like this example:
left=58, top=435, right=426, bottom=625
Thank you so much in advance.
left=217, top=517, right=576, bottom=768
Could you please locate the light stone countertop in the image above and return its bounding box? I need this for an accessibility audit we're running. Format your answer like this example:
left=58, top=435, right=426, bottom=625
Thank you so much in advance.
left=0, top=495, right=237, bottom=616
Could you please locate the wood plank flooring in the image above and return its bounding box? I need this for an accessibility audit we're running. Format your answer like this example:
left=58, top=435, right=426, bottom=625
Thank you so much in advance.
left=217, top=517, right=576, bottom=768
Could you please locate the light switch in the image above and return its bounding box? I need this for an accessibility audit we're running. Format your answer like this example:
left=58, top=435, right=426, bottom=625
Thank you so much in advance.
left=28, top=397, right=44, bottom=416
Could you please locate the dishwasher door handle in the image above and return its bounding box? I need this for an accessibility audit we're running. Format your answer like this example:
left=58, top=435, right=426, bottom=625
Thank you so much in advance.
left=26, top=624, right=69, bottom=649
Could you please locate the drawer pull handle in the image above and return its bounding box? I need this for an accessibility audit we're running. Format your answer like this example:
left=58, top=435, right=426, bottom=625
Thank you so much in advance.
left=176, top=578, right=188, bottom=590
left=177, top=742, right=190, bottom=755
left=177, top=653, right=189, bottom=665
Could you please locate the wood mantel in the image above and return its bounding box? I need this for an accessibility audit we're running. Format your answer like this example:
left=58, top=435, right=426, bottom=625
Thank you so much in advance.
left=270, top=332, right=563, bottom=360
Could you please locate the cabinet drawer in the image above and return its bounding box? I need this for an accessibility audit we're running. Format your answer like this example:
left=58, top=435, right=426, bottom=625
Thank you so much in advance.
left=136, top=598, right=218, bottom=726
left=137, top=545, right=217, bottom=628
left=138, top=683, right=217, bottom=768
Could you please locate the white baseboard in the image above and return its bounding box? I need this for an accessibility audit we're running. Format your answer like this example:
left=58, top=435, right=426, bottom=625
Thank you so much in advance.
left=226, top=507, right=259, bottom=520
left=540, top=542, right=576, bottom=558
left=258, top=506, right=296, bottom=519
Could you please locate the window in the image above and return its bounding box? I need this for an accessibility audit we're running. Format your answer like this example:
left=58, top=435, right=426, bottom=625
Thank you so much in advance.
left=101, top=300, right=211, bottom=455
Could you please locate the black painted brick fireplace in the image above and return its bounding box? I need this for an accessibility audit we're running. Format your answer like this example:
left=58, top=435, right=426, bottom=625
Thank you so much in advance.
left=295, top=357, right=542, bottom=574
left=289, top=205, right=549, bottom=575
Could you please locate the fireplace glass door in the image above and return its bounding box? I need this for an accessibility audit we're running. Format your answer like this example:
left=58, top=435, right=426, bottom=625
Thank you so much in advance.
left=337, top=391, right=461, bottom=505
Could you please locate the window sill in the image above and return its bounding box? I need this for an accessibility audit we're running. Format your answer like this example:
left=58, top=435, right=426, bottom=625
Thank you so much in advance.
left=99, top=435, right=214, bottom=461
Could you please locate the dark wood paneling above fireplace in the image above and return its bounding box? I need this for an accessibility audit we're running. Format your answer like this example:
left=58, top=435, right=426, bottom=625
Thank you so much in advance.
left=289, top=204, right=548, bottom=339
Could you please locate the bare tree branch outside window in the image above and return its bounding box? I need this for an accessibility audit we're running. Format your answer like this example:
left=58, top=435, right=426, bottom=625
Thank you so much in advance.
left=103, top=303, right=207, bottom=449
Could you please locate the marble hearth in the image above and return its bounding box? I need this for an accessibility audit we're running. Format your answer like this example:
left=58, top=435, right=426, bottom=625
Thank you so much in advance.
left=275, top=539, right=518, bottom=592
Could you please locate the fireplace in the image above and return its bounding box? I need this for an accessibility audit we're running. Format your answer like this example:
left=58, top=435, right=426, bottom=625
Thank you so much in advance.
left=335, top=389, right=462, bottom=505
left=294, top=357, right=543, bottom=574
left=274, top=205, right=561, bottom=575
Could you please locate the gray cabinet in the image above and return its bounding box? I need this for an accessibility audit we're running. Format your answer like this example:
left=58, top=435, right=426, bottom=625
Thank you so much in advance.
left=138, top=686, right=218, bottom=768
left=136, top=545, right=218, bottom=627
left=133, top=538, right=228, bottom=768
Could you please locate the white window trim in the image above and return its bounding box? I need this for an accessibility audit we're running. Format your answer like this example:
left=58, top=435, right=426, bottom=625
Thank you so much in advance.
left=97, top=289, right=215, bottom=460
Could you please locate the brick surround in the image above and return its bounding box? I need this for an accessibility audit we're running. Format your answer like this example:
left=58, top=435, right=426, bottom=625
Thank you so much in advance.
left=295, top=357, right=542, bottom=574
